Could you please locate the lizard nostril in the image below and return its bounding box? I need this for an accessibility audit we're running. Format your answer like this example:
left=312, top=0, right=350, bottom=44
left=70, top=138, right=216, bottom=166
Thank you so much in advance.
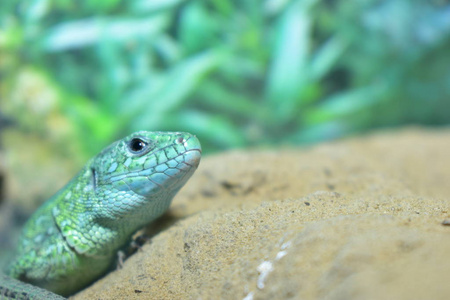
left=175, top=137, right=185, bottom=144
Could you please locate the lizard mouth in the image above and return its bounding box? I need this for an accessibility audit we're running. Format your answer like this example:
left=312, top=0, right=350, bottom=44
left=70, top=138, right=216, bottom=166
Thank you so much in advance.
left=183, top=148, right=202, bottom=169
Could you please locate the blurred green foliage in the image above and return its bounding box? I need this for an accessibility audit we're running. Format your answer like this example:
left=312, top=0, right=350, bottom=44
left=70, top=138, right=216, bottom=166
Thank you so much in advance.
left=1, top=0, right=450, bottom=157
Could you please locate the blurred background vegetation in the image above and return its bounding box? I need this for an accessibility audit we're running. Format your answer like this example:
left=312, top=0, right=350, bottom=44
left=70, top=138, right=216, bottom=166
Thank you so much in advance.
left=2, top=0, right=450, bottom=156
left=1, top=0, right=450, bottom=209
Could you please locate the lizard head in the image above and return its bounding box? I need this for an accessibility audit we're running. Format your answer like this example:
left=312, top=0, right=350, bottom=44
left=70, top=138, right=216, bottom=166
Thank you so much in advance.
left=90, top=131, right=201, bottom=222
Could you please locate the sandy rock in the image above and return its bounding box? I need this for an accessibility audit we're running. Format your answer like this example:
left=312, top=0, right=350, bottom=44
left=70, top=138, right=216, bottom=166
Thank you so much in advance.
left=73, top=128, right=450, bottom=300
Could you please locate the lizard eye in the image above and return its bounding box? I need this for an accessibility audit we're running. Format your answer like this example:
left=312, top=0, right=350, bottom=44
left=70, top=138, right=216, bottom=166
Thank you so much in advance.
left=128, top=138, right=148, bottom=154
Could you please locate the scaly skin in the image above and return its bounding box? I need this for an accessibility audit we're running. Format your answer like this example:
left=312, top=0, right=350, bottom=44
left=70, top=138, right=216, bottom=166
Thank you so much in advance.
left=2, top=131, right=201, bottom=298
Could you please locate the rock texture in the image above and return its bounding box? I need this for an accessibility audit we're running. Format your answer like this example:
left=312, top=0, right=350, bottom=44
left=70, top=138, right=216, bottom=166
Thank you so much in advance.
left=73, top=128, right=450, bottom=300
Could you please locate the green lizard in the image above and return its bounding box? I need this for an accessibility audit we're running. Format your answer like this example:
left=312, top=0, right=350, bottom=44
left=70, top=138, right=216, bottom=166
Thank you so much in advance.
left=0, top=131, right=201, bottom=299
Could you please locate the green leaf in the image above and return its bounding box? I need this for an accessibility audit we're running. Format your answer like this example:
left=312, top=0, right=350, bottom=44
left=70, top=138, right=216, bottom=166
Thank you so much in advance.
left=197, top=80, right=263, bottom=120
left=178, top=2, right=219, bottom=53
left=43, top=16, right=168, bottom=51
left=129, top=0, right=185, bottom=14
left=125, top=50, right=226, bottom=130
left=304, top=83, right=388, bottom=124
left=310, top=36, right=348, bottom=81
left=167, top=110, right=247, bottom=150
left=264, top=0, right=314, bottom=118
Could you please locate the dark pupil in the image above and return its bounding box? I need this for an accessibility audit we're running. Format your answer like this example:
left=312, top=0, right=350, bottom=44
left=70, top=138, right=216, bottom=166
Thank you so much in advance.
left=130, top=138, right=147, bottom=152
